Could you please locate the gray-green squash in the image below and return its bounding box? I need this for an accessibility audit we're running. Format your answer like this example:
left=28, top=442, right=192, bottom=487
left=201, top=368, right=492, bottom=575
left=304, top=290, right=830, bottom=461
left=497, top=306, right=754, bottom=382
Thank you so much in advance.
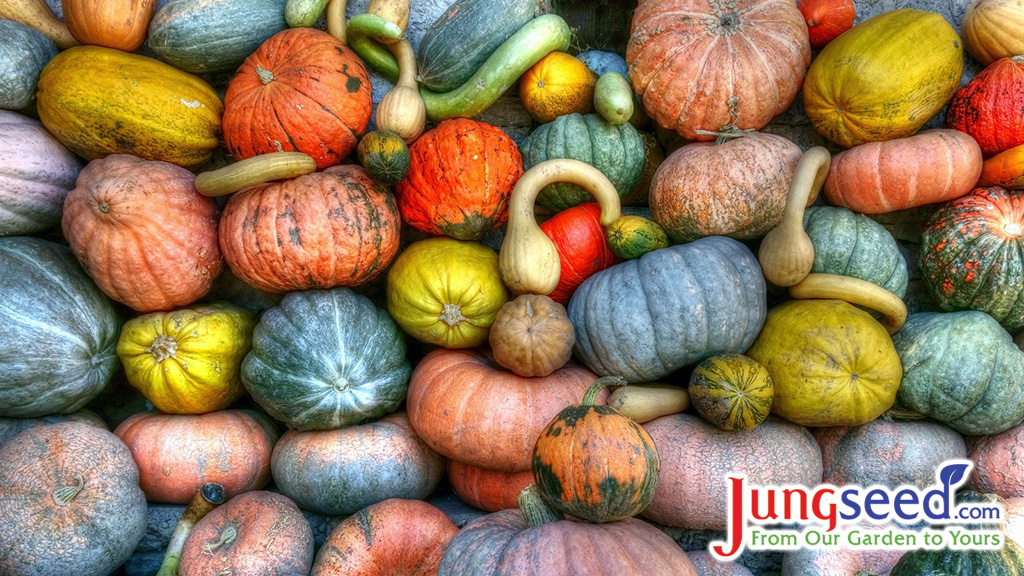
left=0, top=19, right=57, bottom=110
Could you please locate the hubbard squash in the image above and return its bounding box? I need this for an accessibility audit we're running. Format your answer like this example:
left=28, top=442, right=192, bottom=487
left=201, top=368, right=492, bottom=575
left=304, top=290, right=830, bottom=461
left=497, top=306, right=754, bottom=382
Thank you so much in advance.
left=962, top=0, right=1024, bottom=66
left=63, top=0, right=154, bottom=51
left=539, top=202, right=621, bottom=304
left=0, top=20, right=56, bottom=110
left=947, top=56, right=1024, bottom=157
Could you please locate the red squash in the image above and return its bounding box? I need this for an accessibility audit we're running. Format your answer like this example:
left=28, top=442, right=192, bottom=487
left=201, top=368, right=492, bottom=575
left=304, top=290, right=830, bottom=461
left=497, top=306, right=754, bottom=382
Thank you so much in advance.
left=222, top=28, right=372, bottom=169
left=539, top=202, right=620, bottom=305
left=797, top=0, right=855, bottom=49
left=947, top=56, right=1024, bottom=157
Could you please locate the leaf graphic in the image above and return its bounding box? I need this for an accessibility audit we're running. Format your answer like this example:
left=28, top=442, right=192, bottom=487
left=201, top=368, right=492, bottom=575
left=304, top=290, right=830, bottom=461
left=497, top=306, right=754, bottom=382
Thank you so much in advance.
left=940, top=463, right=969, bottom=487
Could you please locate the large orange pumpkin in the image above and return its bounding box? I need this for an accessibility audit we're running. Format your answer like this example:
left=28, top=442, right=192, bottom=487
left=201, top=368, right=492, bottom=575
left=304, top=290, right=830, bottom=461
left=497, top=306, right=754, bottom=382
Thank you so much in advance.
left=61, top=154, right=222, bottom=312
left=626, top=0, right=811, bottom=141
left=222, top=28, right=372, bottom=169
left=219, top=165, right=401, bottom=293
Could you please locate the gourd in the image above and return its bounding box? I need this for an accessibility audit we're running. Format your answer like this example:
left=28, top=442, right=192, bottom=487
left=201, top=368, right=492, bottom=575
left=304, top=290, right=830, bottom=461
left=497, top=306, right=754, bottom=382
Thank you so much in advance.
left=285, top=0, right=330, bottom=27
left=0, top=20, right=57, bottom=111
left=488, top=294, right=575, bottom=378
left=606, top=383, right=690, bottom=424
left=593, top=71, right=634, bottom=125
left=194, top=152, right=316, bottom=197
left=356, top=130, right=410, bottom=186
left=63, top=0, right=154, bottom=51
left=0, top=0, right=76, bottom=48
left=605, top=215, right=669, bottom=260
left=155, top=484, right=226, bottom=576
left=688, top=354, right=774, bottom=431
left=373, top=39, right=426, bottom=142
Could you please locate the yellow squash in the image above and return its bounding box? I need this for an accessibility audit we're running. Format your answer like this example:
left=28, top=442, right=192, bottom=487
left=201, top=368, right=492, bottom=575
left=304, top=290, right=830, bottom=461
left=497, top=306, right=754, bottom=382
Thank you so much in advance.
left=36, top=45, right=222, bottom=168
left=802, top=9, right=963, bottom=148
left=117, top=303, right=255, bottom=414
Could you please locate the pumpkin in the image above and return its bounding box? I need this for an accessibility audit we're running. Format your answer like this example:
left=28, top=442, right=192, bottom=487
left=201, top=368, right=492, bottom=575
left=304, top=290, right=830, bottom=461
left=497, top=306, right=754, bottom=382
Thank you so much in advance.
left=0, top=422, right=147, bottom=576
left=63, top=0, right=154, bottom=51
left=62, top=154, right=222, bottom=313
left=947, top=57, right=1024, bottom=157
left=357, top=130, right=411, bottom=186
left=521, top=113, right=644, bottom=211
left=626, top=0, right=810, bottom=141
left=448, top=460, right=534, bottom=513
left=802, top=9, right=963, bottom=148
left=797, top=0, right=855, bottom=49
left=406, top=348, right=600, bottom=472
left=386, top=237, right=509, bottom=349
left=0, top=110, right=81, bottom=237
left=969, top=421, right=1024, bottom=497
left=688, top=354, right=774, bottom=431
left=519, top=51, right=598, bottom=123
left=394, top=118, right=523, bottom=240
left=540, top=202, right=621, bottom=304
left=116, top=303, right=255, bottom=415
left=893, top=311, right=1024, bottom=436
left=962, top=0, right=1024, bottom=66
left=0, top=237, right=120, bottom=418
left=0, top=19, right=57, bottom=110
left=148, top=0, right=287, bottom=75
left=642, top=414, right=823, bottom=530
left=890, top=538, right=1024, bottom=575
left=569, top=236, right=767, bottom=383
left=114, top=409, right=278, bottom=504
left=823, top=129, right=983, bottom=214
left=219, top=165, right=400, bottom=294
left=489, top=294, right=575, bottom=378
left=36, top=46, right=221, bottom=168
left=621, top=130, right=664, bottom=206
left=271, top=411, right=444, bottom=516
left=0, top=410, right=107, bottom=447
left=981, top=143, right=1024, bottom=189
left=242, top=288, right=410, bottom=431
left=746, top=299, right=902, bottom=427
left=532, top=377, right=660, bottom=523
left=781, top=533, right=904, bottom=576
left=222, top=28, right=372, bottom=170
left=687, top=551, right=754, bottom=576
left=179, top=491, right=314, bottom=576
left=918, top=186, right=1024, bottom=331
left=649, top=132, right=803, bottom=243
left=605, top=215, right=669, bottom=260
left=437, top=484, right=698, bottom=576
left=311, top=498, right=458, bottom=576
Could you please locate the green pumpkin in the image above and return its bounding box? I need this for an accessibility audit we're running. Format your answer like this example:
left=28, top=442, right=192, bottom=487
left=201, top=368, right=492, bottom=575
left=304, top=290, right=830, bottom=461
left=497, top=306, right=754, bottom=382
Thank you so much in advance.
left=241, top=288, right=411, bottom=431
left=804, top=206, right=908, bottom=298
left=522, top=113, right=645, bottom=212
left=357, top=130, right=410, bottom=186
left=0, top=20, right=57, bottom=111
left=892, top=311, right=1024, bottom=436
left=890, top=537, right=1024, bottom=575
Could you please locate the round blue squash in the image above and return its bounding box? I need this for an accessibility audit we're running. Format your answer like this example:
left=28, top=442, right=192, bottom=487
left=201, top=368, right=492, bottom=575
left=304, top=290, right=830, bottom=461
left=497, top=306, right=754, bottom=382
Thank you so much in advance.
left=241, top=287, right=411, bottom=431
left=0, top=20, right=57, bottom=110
left=804, top=206, right=908, bottom=298
left=576, top=50, right=628, bottom=77
left=568, top=236, right=767, bottom=382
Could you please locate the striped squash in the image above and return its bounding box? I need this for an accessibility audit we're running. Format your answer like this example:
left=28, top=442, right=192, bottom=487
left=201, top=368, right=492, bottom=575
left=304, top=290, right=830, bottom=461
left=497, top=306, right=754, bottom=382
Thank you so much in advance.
left=688, top=354, right=774, bottom=431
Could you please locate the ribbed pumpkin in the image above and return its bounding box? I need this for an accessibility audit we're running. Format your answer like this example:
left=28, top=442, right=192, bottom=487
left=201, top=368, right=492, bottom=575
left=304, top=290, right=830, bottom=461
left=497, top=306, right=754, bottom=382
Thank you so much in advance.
left=0, top=422, right=148, bottom=576
left=0, top=20, right=57, bottom=110
left=521, top=113, right=644, bottom=211
left=114, top=409, right=278, bottom=504
left=519, top=51, right=598, bottom=123
left=626, top=0, right=810, bottom=141
left=688, top=354, right=774, bottom=431
left=650, top=132, right=802, bottom=243
left=823, top=129, right=983, bottom=214
left=918, top=186, right=1024, bottom=331
left=219, top=165, right=401, bottom=293
left=242, top=288, right=410, bottom=431
left=962, top=0, right=1024, bottom=66
left=539, top=202, right=621, bottom=305
left=357, top=130, right=411, bottom=186
left=117, top=303, right=255, bottom=415
left=62, top=154, right=222, bottom=313
left=969, top=421, right=1024, bottom=497
left=622, top=130, right=664, bottom=205
left=447, top=460, right=534, bottom=512
left=890, top=539, right=1024, bottom=576
left=63, top=0, right=154, bottom=51
left=222, top=28, right=372, bottom=170
left=804, top=206, right=909, bottom=298
left=0, top=237, right=120, bottom=418
left=271, top=412, right=444, bottom=516
left=0, top=110, right=81, bottom=237
left=0, top=410, right=107, bottom=448
left=948, top=57, right=1024, bottom=157
left=394, top=118, right=523, bottom=240
left=802, top=9, right=963, bottom=148
left=35, top=46, right=222, bottom=168
left=781, top=531, right=905, bottom=576
left=489, top=294, right=576, bottom=378
left=797, top=0, right=855, bottom=49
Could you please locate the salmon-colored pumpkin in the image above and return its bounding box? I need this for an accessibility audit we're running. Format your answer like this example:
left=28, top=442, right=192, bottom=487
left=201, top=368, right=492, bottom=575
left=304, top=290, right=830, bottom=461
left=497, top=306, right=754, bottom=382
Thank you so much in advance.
left=113, top=409, right=278, bottom=504
left=980, top=143, right=1024, bottom=189
left=539, top=202, right=621, bottom=304
left=63, top=0, right=155, bottom=51
left=824, top=129, right=983, bottom=214
left=61, top=154, right=222, bottom=312
left=947, top=56, right=1024, bottom=157
left=969, top=421, right=1024, bottom=498
left=519, top=51, right=598, bottom=123
left=219, top=165, right=401, bottom=293
left=962, top=0, right=1024, bottom=66
left=222, top=28, right=372, bottom=169
left=447, top=460, right=534, bottom=512
left=626, top=0, right=811, bottom=141
left=311, top=499, right=458, bottom=576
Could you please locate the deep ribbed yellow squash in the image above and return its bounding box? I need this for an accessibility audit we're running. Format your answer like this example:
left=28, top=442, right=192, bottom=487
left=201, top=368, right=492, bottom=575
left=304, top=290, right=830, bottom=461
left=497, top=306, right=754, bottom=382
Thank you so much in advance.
left=36, top=45, right=222, bottom=167
left=117, top=303, right=255, bottom=414
left=386, top=237, right=509, bottom=348
left=802, top=9, right=963, bottom=148
left=745, top=299, right=902, bottom=427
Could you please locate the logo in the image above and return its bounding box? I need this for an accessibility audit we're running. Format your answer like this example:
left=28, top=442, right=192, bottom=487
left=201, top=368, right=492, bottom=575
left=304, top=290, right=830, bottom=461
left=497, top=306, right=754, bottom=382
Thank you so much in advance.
left=710, top=460, right=1004, bottom=561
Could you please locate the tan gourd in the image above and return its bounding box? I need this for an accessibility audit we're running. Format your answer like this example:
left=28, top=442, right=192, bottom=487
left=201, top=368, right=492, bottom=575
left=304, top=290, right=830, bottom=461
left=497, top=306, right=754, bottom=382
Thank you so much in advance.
left=194, top=152, right=316, bottom=197
left=757, top=146, right=831, bottom=287
left=789, top=273, right=908, bottom=335
left=607, top=383, right=690, bottom=424
left=325, top=0, right=347, bottom=43
left=498, top=159, right=621, bottom=296
left=367, top=0, right=409, bottom=37
left=1, top=0, right=77, bottom=48
left=375, top=39, right=426, bottom=143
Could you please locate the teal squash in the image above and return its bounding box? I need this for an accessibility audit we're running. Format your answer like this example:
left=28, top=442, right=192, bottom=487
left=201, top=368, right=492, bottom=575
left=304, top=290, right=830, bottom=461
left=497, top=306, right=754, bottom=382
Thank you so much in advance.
left=0, top=20, right=57, bottom=110
left=568, top=236, right=767, bottom=383
left=804, top=206, right=909, bottom=298
left=241, top=288, right=411, bottom=431
left=890, top=537, right=1024, bottom=575
left=576, top=50, right=629, bottom=77
left=892, top=311, right=1024, bottom=436
left=522, top=113, right=645, bottom=211
left=0, top=237, right=120, bottom=418
left=147, top=0, right=288, bottom=75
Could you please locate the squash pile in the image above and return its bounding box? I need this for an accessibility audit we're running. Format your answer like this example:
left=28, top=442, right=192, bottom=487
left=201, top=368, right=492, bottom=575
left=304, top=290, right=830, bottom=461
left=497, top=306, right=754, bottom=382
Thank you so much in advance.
left=4, top=0, right=1024, bottom=574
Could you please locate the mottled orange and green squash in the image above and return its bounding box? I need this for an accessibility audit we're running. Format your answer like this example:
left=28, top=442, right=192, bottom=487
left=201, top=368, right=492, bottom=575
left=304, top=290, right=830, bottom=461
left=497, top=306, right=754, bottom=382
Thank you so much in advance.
left=532, top=377, right=660, bottom=523
left=605, top=215, right=669, bottom=260
left=689, top=354, right=774, bottom=431
left=357, top=130, right=411, bottom=186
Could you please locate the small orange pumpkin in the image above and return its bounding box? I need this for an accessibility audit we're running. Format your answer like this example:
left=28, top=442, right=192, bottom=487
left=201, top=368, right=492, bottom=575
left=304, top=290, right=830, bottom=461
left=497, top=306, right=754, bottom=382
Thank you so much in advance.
left=447, top=460, right=534, bottom=513
left=63, top=0, right=155, bottom=51
left=519, top=51, right=598, bottom=123
left=488, top=294, right=576, bottom=378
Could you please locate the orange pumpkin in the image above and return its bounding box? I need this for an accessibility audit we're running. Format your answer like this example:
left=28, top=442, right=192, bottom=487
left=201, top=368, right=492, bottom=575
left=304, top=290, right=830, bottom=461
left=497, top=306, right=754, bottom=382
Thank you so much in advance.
left=61, top=154, right=222, bottom=312
left=218, top=165, right=401, bottom=293
left=63, top=0, right=155, bottom=51
left=448, top=460, right=535, bottom=513
left=946, top=56, right=1024, bottom=157
left=981, top=143, right=1024, bottom=189
left=488, top=294, right=576, bottom=378
left=222, top=28, right=372, bottom=169
left=962, top=0, right=1024, bottom=67
left=626, top=0, right=811, bottom=141
left=519, top=51, right=598, bottom=123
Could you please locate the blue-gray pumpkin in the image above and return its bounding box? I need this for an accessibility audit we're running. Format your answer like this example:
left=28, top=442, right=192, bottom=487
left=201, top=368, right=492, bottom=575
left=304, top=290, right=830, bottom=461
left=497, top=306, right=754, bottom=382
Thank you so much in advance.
left=0, top=20, right=57, bottom=110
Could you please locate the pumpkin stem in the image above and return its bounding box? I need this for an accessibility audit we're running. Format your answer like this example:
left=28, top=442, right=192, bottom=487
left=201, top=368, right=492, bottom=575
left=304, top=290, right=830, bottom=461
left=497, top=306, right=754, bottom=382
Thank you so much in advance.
left=254, top=66, right=275, bottom=85
left=146, top=335, right=178, bottom=363
left=519, top=484, right=564, bottom=527
left=438, top=303, right=468, bottom=327
left=1013, top=55, right=1024, bottom=64
left=156, top=483, right=226, bottom=576
left=203, top=525, right=238, bottom=554
left=582, top=376, right=626, bottom=406
left=52, top=473, right=85, bottom=506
